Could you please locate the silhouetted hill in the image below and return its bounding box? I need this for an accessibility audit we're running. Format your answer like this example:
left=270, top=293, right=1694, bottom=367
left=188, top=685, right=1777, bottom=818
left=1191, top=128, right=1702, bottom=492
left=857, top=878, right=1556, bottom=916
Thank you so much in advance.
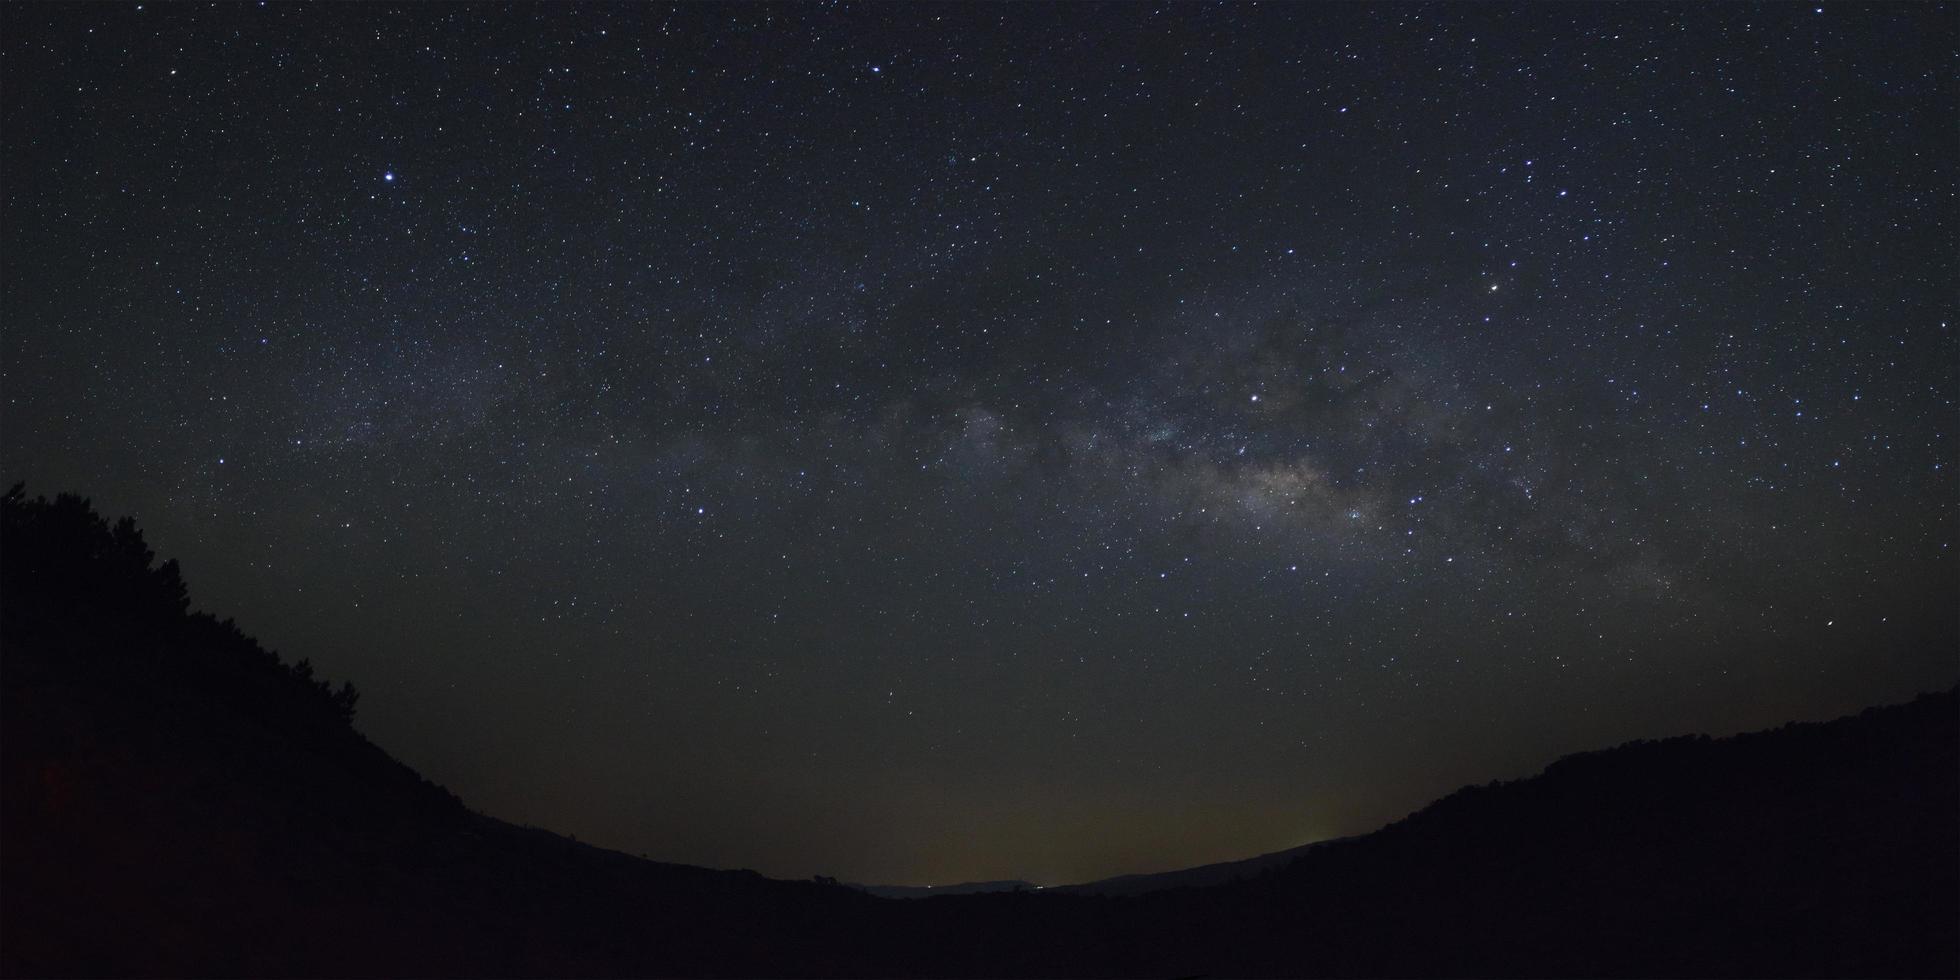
left=4, top=486, right=1955, bottom=977
left=1066, top=686, right=1960, bottom=978
left=0, top=487, right=889, bottom=977
left=1053, top=839, right=1342, bottom=897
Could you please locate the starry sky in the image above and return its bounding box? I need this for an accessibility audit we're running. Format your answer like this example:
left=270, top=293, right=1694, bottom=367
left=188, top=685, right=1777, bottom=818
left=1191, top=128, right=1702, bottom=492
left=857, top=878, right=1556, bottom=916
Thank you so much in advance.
left=3, top=3, right=1955, bottom=887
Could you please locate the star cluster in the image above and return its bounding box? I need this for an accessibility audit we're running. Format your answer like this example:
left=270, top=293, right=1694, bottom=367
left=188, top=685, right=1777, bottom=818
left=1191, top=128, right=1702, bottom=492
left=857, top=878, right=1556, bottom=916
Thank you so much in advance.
left=3, top=3, right=1953, bottom=886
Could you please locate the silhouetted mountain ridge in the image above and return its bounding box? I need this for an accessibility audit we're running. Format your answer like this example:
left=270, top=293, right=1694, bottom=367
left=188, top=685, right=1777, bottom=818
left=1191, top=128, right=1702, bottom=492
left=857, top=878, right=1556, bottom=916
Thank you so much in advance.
left=1052, top=838, right=1343, bottom=897
left=3, top=486, right=1954, bottom=977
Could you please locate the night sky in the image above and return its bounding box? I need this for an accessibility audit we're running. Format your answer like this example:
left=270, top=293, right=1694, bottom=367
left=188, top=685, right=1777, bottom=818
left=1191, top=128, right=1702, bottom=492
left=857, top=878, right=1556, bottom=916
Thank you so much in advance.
left=3, top=3, right=1955, bottom=887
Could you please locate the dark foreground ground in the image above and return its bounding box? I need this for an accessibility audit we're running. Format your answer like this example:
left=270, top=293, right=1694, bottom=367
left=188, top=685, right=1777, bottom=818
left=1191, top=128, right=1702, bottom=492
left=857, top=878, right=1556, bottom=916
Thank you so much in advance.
left=4, top=487, right=1956, bottom=977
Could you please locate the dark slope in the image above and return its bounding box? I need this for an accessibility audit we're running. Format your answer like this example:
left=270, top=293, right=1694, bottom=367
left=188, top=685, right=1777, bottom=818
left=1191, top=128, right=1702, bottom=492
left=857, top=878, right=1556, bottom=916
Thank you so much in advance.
left=3, top=486, right=1955, bottom=977
left=1074, top=686, right=1960, bottom=978
left=0, top=488, right=891, bottom=978
left=1053, top=839, right=1340, bottom=897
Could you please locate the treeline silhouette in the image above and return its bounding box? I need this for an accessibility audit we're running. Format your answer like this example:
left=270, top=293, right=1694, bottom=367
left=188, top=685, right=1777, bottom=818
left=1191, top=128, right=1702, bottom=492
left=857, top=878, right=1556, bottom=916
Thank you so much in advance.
left=2, top=486, right=1955, bottom=977
left=3, top=485, right=361, bottom=723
